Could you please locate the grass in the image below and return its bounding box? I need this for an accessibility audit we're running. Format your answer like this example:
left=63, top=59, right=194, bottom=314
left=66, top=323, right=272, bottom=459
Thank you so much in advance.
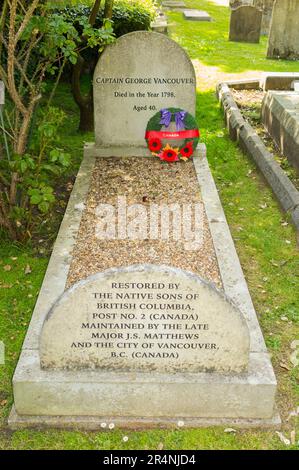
left=0, top=0, right=299, bottom=450
left=168, top=0, right=299, bottom=74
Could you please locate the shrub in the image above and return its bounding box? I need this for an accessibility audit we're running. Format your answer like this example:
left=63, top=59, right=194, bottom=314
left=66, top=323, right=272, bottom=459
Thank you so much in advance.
left=54, top=0, right=157, bottom=38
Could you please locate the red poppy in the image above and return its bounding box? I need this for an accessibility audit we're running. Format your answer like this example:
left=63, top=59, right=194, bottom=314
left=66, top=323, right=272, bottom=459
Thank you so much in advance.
left=160, top=149, right=179, bottom=162
left=148, top=138, right=162, bottom=152
left=180, top=141, right=193, bottom=158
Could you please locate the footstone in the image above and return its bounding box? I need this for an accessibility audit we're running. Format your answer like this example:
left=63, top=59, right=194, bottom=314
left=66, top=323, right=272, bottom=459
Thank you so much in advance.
left=229, top=5, right=262, bottom=43
left=260, top=72, right=299, bottom=91
left=183, top=10, right=212, bottom=21
left=262, top=91, right=299, bottom=172
left=267, top=0, right=299, bottom=59
left=93, top=31, right=196, bottom=156
left=40, top=266, right=250, bottom=373
left=0, top=81, right=4, bottom=105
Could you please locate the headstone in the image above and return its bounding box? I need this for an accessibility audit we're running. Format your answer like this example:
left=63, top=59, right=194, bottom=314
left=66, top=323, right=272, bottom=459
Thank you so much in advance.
left=162, top=1, right=186, bottom=8
left=183, top=10, right=212, bottom=21
left=267, top=0, right=299, bottom=59
left=40, top=266, right=250, bottom=373
left=229, top=5, right=262, bottom=43
left=262, top=91, right=299, bottom=172
left=260, top=72, right=299, bottom=91
left=253, top=0, right=274, bottom=35
left=0, top=81, right=4, bottom=106
left=93, top=31, right=196, bottom=156
left=151, top=13, right=168, bottom=34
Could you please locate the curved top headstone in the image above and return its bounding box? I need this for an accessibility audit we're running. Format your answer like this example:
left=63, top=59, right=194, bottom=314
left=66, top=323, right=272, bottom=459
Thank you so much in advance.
left=93, top=31, right=196, bottom=148
left=40, top=265, right=250, bottom=373
left=229, top=5, right=262, bottom=44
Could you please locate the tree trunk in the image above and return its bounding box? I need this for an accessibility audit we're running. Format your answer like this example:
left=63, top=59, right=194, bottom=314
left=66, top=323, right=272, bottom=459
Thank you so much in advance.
left=104, top=0, right=114, bottom=19
left=78, top=99, right=94, bottom=132
left=71, top=0, right=113, bottom=132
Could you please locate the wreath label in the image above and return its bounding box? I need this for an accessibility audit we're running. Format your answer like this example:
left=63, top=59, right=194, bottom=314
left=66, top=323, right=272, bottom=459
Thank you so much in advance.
left=145, top=108, right=200, bottom=162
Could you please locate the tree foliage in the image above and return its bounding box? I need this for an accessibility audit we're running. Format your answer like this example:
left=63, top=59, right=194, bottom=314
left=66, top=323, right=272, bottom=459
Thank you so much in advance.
left=0, top=0, right=112, bottom=239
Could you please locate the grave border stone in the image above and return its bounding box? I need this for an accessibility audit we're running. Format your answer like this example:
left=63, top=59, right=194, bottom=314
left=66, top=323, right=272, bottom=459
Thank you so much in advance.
left=8, top=144, right=279, bottom=428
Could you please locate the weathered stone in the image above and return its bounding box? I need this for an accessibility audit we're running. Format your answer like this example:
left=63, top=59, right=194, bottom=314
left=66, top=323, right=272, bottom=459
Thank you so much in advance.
left=267, top=0, right=299, bottom=59
left=229, top=6, right=262, bottom=43
left=40, top=265, right=250, bottom=374
left=183, top=10, right=212, bottom=21
left=262, top=91, right=299, bottom=172
left=253, top=0, right=274, bottom=35
left=162, top=1, right=186, bottom=8
left=229, top=0, right=251, bottom=7
left=151, top=15, right=168, bottom=34
left=0, top=81, right=4, bottom=105
left=93, top=31, right=196, bottom=154
left=260, top=72, right=299, bottom=91
left=217, top=82, right=299, bottom=226
left=11, top=350, right=278, bottom=423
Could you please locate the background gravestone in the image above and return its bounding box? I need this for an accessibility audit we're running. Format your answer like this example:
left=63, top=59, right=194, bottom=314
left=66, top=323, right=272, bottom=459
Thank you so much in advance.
left=183, top=10, right=212, bottom=21
left=262, top=92, right=299, bottom=172
left=267, top=0, right=299, bottom=59
left=93, top=31, right=196, bottom=154
left=230, top=1, right=274, bottom=35
left=253, top=0, right=274, bottom=35
left=162, top=1, right=186, bottom=9
left=229, top=5, right=262, bottom=43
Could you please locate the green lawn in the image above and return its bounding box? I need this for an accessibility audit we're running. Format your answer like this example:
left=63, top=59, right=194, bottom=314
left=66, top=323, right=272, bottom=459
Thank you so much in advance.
left=0, top=0, right=298, bottom=450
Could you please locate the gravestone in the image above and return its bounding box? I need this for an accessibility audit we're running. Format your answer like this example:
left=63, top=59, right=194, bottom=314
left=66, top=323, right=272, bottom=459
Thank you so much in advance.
left=92, top=31, right=196, bottom=157
left=262, top=91, right=299, bottom=172
left=9, top=31, right=278, bottom=428
left=40, top=266, right=249, bottom=373
left=162, top=1, right=186, bottom=8
left=151, top=12, right=168, bottom=34
left=183, top=10, right=212, bottom=21
left=267, top=0, right=299, bottom=59
left=253, top=0, right=274, bottom=35
left=0, top=81, right=4, bottom=105
left=260, top=72, right=299, bottom=91
left=229, top=5, right=262, bottom=43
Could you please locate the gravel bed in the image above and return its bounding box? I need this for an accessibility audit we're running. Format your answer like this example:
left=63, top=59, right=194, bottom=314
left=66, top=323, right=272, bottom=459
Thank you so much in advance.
left=66, top=157, right=222, bottom=289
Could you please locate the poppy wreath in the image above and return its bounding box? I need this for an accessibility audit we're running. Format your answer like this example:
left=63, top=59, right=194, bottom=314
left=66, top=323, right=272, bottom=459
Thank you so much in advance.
left=145, top=107, right=200, bottom=162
